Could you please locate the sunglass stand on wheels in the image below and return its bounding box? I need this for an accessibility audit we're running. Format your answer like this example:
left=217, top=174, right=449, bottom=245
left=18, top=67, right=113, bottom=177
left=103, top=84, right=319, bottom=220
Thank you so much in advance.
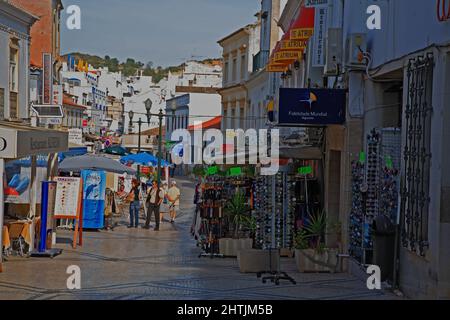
left=252, top=171, right=296, bottom=251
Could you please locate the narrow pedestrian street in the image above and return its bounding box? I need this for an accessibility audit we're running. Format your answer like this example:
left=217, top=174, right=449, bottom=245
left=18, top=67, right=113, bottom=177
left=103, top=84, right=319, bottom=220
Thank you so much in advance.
left=0, top=178, right=400, bottom=300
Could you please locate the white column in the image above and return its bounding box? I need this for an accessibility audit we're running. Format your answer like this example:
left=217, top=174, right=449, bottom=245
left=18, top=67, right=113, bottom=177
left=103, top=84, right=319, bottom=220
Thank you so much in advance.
left=235, top=101, right=241, bottom=129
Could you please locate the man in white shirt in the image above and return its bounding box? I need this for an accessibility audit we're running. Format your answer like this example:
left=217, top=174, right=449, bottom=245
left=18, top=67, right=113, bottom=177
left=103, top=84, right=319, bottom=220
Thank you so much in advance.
left=167, top=181, right=181, bottom=223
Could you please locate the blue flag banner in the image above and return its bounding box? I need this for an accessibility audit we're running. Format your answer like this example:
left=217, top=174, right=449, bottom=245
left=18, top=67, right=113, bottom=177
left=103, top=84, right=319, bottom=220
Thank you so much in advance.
left=278, top=88, right=346, bottom=126
left=81, top=170, right=106, bottom=229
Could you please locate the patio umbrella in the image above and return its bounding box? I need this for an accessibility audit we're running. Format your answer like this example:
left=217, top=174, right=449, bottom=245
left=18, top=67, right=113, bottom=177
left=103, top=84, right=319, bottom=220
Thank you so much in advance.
left=59, top=154, right=136, bottom=175
left=102, top=145, right=130, bottom=156
left=120, top=152, right=172, bottom=167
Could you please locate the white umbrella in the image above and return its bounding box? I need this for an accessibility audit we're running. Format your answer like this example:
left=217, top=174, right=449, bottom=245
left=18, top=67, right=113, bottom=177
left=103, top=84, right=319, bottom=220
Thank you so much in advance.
left=59, top=154, right=136, bottom=175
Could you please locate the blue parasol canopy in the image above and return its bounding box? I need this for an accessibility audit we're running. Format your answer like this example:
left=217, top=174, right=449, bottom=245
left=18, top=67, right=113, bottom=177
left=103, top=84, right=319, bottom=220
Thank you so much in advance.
left=120, top=152, right=172, bottom=167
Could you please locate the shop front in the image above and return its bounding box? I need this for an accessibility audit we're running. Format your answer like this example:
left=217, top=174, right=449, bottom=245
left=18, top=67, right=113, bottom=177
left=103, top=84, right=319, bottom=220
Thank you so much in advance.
left=0, top=121, right=69, bottom=272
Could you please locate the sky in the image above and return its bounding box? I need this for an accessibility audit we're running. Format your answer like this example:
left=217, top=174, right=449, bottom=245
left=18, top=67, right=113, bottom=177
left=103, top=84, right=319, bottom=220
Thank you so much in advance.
left=61, top=0, right=261, bottom=67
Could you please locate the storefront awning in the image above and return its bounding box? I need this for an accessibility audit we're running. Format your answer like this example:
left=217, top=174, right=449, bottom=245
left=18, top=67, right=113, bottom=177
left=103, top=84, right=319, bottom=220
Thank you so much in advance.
left=0, top=121, right=69, bottom=159
left=267, top=5, right=315, bottom=71
left=279, top=146, right=323, bottom=160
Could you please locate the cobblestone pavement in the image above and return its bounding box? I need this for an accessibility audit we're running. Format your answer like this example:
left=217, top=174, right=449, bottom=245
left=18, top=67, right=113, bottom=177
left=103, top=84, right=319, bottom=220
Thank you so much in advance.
left=0, top=178, right=401, bottom=300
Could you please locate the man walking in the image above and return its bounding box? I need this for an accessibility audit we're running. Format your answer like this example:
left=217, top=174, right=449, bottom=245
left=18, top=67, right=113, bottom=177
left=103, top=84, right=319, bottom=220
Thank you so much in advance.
left=144, top=180, right=164, bottom=231
left=167, top=181, right=181, bottom=223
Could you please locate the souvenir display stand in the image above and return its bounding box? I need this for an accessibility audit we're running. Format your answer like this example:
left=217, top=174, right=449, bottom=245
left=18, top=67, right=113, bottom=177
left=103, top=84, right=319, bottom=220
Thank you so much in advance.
left=348, top=128, right=401, bottom=266
left=197, top=176, right=225, bottom=258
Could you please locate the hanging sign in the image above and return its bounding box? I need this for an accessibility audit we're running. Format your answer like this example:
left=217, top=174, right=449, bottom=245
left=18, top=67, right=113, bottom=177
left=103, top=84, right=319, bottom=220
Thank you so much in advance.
left=385, top=155, right=393, bottom=169
left=229, top=167, right=242, bottom=176
left=278, top=88, right=346, bottom=126
left=298, top=166, right=313, bottom=175
left=312, top=6, right=328, bottom=67
left=359, top=151, right=366, bottom=164
left=207, top=166, right=219, bottom=175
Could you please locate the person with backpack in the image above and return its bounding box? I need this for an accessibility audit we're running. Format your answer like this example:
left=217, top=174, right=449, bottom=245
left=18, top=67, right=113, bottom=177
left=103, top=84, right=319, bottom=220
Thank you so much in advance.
left=143, top=180, right=164, bottom=231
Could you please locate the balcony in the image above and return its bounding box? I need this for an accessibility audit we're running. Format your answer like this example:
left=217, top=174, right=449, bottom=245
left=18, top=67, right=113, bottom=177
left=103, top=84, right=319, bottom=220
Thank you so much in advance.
left=252, top=50, right=270, bottom=73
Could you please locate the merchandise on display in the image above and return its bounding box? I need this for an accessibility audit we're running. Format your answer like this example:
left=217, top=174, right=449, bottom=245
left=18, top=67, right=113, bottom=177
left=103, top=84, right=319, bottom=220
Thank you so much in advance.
left=348, top=128, right=401, bottom=265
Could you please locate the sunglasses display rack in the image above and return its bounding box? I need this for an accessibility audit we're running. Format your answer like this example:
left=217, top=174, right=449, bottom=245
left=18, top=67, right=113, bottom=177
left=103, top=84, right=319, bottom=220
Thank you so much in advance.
left=349, top=161, right=367, bottom=263
left=349, top=127, right=402, bottom=265
left=252, top=172, right=296, bottom=250
left=366, top=129, right=381, bottom=220
left=285, top=175, right=297, bottom=249
left=198, top=177, right=225, bottom=258
left=252, top=175, right=273, bottom=249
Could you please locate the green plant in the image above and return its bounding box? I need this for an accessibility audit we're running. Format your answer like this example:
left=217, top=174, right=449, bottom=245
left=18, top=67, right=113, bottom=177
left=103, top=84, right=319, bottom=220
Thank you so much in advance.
left=225, top=191, right=250, bottom=238
left=294, top=229, right=309, bottom=250
left=192, top=165, right=205, bottom=177
left=242, top=216, right=257, bottom=234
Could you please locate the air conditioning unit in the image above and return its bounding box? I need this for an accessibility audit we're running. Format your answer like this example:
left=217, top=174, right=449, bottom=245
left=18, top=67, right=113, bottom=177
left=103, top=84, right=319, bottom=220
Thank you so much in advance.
left=324, top=28, right=343, bottom=76
left=346, top=33, right=367, bottom=68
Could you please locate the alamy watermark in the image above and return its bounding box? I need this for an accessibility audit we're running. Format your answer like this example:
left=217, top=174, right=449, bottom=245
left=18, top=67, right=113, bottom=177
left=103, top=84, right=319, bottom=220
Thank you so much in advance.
left=66, top=265, right=81, bottom=290
left=171, top=126, right=280, bottom=176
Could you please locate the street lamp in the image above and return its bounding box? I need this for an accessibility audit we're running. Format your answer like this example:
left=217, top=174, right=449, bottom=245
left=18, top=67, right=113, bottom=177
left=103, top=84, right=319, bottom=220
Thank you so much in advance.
left=128, top=110, right=134, bottom=134
left=145, top=98, right=153, bottom=125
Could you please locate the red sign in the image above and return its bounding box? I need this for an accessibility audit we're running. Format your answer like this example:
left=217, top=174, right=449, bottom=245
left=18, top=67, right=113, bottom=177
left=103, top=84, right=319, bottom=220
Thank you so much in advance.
left=82, top=120, right=88, bottom=127
left=437, top=0, right=450, bottom=22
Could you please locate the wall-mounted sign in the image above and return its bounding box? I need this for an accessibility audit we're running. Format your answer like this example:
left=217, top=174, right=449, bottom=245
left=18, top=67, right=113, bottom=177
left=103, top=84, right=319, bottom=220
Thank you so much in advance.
left=42, top=53, right=53, bottom=105
left=278, top=88, right=346, bottom=126
left=312, top=6, right=327, bottom=67
left=437, top=0, right=450, bottom=22
left=68, top=128, right=83, bottom=145
left=304, top=0, right=328, bottom=7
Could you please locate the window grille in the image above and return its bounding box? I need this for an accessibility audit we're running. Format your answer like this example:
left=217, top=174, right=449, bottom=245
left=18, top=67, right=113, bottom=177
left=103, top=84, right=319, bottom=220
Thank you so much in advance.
left=400, top=53, right=434, bottom=256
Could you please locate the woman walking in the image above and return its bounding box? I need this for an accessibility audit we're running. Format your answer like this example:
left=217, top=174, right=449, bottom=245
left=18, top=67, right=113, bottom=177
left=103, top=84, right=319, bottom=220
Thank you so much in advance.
left=128, top=180, right=142, bottom=228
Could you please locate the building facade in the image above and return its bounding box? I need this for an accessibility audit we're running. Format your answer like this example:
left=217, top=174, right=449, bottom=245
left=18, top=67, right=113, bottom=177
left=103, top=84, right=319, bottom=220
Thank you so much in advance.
left=0, top=1, right=37, bottom=121
left=218, top=21, right=261, bottom=132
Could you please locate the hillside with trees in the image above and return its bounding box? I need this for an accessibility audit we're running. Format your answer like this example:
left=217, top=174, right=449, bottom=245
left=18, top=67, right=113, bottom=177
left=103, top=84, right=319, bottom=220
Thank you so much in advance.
left=63, top=53, right=221, bottom=83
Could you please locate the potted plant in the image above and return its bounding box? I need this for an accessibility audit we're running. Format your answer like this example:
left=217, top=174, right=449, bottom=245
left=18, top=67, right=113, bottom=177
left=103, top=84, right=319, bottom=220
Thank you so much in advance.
left=294, top=211, right=339, bottom=273
left=220, top=191, right=253, bottom=257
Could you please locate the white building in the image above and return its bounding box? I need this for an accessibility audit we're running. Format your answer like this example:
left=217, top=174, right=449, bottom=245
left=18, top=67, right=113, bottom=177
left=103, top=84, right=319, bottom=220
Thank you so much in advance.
left=218, top=20, right=261, bottom=132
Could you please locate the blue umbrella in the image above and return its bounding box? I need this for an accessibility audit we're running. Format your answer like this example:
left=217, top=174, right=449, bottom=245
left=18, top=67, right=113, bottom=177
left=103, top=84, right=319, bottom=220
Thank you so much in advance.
left=120, top=152, right=172, bottom=167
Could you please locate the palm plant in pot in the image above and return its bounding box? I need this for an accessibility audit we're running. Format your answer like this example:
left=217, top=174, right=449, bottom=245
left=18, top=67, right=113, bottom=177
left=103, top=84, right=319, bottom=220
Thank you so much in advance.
left=222, top=191, right=253, bottom=257
left=294, top=210, right=339, bottom=273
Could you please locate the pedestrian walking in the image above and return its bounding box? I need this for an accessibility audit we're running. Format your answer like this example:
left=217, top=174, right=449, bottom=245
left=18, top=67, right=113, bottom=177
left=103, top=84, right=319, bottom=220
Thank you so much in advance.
left=127, top=180, right=142, bottom=228
left=167, top=181, right=181, bottom=223
left=144, top=180, right=164, bottom=231
left=160, top=182, right=169, bottom=223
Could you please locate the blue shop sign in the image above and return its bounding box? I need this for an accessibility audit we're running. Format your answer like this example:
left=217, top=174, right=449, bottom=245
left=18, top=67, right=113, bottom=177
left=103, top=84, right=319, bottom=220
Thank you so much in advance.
left=278, top=88, right=346, bottom=126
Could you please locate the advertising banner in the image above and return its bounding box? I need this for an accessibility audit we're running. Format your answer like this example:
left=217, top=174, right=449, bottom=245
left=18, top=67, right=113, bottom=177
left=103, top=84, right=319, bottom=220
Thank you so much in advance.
left=81, top=170, right=106, bottom=229
left=42, top=53, right=53, bottom=105
left=278, top=88, right=346, bottom=126
left=312, top=6, right=327, bottom=67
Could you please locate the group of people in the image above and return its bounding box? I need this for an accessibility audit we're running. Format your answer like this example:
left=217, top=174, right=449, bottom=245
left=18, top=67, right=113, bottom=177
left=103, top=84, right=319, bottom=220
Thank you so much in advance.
left=124, top=180, right=181, bottom=231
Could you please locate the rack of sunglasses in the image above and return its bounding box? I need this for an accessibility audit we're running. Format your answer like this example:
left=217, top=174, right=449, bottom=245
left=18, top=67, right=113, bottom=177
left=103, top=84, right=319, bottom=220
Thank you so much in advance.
left=349, top=127, right=402, bottom=265
left=252, top=172, right=296, bottom=250
left=198, top=177, right=225, bottom=258
left=253, top=175, right=273, bottom=249
left=349, top=161, right=369, bottom=263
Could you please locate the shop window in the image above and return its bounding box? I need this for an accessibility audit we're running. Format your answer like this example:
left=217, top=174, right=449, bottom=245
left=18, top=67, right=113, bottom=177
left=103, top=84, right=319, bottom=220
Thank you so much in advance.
left=400, top=53, right=434, bottom=256
left=240, top=54, right=246, bottom=80
left=232, top=58, right=237, bottom=82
